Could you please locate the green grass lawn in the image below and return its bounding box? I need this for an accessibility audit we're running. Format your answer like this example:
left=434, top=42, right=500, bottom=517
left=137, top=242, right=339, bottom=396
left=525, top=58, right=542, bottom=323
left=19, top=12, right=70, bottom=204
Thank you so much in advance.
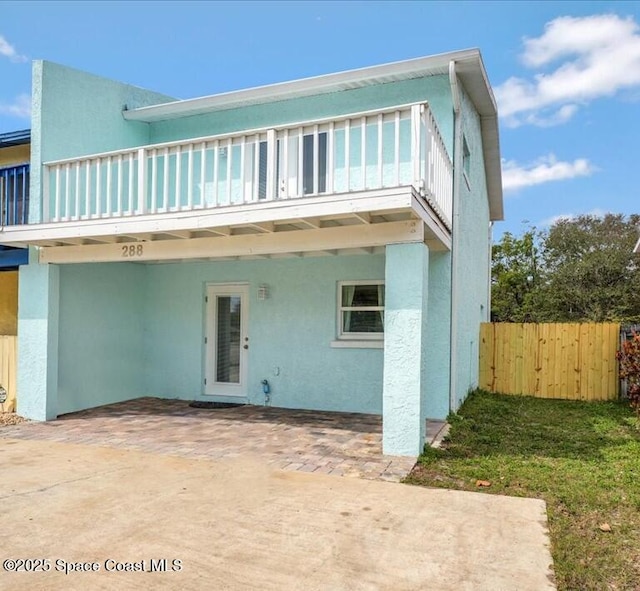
left=405, top=391, right=640, bottom=591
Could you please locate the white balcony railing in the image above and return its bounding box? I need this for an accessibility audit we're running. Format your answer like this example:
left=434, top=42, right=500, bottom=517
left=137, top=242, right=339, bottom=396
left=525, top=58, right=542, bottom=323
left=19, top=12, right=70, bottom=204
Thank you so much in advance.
left=43, top=103, right=453, bottom=229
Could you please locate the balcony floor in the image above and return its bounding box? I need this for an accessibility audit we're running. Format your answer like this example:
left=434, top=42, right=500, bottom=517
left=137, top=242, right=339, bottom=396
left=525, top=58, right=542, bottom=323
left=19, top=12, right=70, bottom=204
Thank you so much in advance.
left=1, top=187, right=451, bottom=265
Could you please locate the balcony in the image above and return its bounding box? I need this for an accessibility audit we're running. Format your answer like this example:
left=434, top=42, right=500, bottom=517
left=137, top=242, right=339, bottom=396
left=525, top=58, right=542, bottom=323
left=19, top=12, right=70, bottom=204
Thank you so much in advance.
left=0, top=163, right=29, bottom=227
left=1, top=104, right=453, bottom=262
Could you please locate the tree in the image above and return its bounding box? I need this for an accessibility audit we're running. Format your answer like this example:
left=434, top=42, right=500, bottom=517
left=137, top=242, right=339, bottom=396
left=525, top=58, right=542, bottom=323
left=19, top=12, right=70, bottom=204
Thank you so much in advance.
left=537, top=214, right=640, bottom=323
left=491, top=228, right=542, bottom=322
left=491, top=214, right=640, bottom=323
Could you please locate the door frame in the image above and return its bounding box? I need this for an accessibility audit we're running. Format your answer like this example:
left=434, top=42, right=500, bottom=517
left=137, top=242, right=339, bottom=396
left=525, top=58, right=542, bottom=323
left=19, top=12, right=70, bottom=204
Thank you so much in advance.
left=204, top=283, right=249, bottom=397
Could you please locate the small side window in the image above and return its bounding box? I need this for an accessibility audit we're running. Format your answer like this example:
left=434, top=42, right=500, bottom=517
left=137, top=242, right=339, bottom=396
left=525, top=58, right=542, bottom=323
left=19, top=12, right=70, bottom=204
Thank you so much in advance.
left=462, top=136, right=471, bottom=182
left=338, top=281, right=385, bottom=340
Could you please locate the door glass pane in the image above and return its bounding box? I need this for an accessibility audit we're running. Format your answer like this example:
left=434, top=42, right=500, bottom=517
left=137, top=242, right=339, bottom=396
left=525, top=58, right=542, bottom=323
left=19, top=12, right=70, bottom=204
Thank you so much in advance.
left=216, top=295, right=241, bottom=383
left=318, top=132, right=327, bottom=193
left=302, top=132, right=327, bottom=194
left=258, top=141, right=268, bottom=200
left=302, top=134, right=314, bottom=194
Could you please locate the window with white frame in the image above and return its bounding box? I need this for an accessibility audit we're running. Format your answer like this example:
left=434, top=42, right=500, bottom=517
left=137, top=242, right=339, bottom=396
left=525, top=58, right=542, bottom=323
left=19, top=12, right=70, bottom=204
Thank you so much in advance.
left=338, top=281, right=385, bottom=339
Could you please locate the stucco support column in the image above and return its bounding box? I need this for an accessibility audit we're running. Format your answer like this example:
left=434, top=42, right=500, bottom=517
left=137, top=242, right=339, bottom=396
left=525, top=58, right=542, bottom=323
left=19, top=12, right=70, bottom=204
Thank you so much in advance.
left=17, top=262, right=59, bottom=420
left=383, top=242, right=429, bottom=456
left=423, top=251, right=452, bottom=420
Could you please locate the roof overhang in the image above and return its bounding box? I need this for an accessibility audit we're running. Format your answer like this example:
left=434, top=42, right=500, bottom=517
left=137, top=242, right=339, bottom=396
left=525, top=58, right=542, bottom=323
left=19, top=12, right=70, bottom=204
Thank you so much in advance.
left=123, top=49, right=488, bottom=122
left=122, top=48, right=503, bottom=222
left=449, top=53, right=503, bottom=222
left=0, top=129, right=31, bottom=148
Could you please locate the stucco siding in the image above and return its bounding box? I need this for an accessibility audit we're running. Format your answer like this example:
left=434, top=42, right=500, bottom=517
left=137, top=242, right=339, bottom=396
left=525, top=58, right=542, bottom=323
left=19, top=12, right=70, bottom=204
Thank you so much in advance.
left=424, top=250, right=452, bottom=419
left=31, top=61, right=176, bottom=223
left=451, top=85, right=491, bottom=410
left=57, top=263, right=147, bottom=415
left=149, top=76, right=454, bottom=158
left=144, top=254, right=385, bottom=413
left=53, top=255, right=385, bottom=416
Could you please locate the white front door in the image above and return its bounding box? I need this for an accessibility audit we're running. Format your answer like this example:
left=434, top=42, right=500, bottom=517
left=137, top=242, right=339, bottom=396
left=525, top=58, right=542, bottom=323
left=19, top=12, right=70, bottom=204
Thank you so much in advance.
left=205, top=284, right=249, bottom=397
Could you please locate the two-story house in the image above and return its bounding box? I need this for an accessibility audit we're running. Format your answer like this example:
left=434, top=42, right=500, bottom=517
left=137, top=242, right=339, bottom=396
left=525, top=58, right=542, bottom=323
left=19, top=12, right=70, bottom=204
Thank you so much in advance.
left=0, top=49, right=502, bottom=456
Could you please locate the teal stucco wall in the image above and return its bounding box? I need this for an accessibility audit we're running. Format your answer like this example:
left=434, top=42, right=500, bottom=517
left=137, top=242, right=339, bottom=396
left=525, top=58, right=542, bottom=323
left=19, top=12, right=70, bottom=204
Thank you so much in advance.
left=31, top=61, right=175, bottom=223
left=149, top=76, right=454, bottom=158
left=17, top=264, right=59, bottom=421
left=144, top=255, right=385, bottom=412
left=423, top=250, right=452, bottom=420
left=57, top=263, right=147, bottom=415
left=53, top=254, right=385, bottom=416
left=450, top=85, right=491, bottom=410
left=382, top=242, right=429, bottom=455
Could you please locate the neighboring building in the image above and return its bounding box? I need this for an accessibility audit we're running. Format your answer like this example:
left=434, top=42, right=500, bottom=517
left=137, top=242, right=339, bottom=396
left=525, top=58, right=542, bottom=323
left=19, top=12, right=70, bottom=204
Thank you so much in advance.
left=0, top=50, right=503, bottom=456
left=0, top=129, right=30, bottom=336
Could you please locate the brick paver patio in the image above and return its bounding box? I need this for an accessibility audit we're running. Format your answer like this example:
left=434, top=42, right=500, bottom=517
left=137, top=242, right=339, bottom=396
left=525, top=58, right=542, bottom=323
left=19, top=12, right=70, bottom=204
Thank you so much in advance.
left=0, top=398, right=435, bottom=481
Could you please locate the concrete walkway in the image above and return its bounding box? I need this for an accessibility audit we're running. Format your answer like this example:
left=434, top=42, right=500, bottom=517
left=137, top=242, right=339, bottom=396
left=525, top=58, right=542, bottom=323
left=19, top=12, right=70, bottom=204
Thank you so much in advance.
left=0, top=438, right=555, bottom=591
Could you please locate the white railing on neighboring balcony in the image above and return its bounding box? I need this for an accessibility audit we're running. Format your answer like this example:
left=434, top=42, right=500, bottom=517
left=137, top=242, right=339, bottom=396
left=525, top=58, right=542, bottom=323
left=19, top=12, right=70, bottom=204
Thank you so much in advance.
left=43, top=102, right=453, bottom=229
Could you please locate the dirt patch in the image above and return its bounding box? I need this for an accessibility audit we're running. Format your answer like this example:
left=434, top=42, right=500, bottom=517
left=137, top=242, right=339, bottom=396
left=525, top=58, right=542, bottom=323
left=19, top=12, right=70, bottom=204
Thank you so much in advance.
left=0, top=413, right=28, bottom=426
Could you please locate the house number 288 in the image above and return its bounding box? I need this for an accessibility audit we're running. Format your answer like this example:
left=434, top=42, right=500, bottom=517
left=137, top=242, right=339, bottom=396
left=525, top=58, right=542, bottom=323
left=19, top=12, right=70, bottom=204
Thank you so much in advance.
left=121, top=244, right=144, bottom=258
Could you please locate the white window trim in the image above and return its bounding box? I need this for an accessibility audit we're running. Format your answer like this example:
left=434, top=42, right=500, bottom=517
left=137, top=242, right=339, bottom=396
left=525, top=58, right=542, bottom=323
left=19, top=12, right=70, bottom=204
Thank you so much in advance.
left=330, top=339, right=383, bottom=349
left=337, top=280, right=385, bottom=341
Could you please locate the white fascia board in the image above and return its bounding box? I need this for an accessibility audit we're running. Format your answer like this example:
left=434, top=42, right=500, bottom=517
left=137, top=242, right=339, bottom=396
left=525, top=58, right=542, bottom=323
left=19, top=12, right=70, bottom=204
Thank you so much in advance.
left=634, top=235, right=640, bottom=253
left=39, top=220, right=423, bottom=264
left=123, top=49, right=485, bottom=123
left=451, top=55, right=503, bottom=222
left=410, top=193, right=452, bottom=251
left=481, top=115, right=504, bottom=221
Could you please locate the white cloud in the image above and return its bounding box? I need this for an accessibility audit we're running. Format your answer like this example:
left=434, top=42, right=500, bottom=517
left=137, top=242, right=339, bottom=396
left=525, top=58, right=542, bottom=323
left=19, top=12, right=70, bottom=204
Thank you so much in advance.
left=539, top=208, right=608, bottom=227
left=517, top=104, right=579, bottom=128
left=495, top=14, right=640, bottom=127
left=502, top=154, right=594, bottom=192
left=0, top=35, right=27, bottom=63
left=0, top=94, right=31, bottom=119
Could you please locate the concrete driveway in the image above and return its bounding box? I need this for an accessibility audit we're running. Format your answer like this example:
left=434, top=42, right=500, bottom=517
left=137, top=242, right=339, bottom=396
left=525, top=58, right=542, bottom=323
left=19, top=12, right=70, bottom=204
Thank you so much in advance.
left=0, top=438, right=555, bottom=590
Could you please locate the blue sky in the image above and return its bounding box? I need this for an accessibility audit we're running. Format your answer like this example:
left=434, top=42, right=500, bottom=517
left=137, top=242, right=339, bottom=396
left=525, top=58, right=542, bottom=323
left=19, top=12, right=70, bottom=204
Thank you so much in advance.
left=1, top=0, right=638, bottom=237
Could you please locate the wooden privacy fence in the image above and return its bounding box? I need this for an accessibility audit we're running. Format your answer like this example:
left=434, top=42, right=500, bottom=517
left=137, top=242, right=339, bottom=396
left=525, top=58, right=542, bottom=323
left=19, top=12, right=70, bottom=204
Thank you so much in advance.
left=479, top=323, right=620, bottom=401
left=0, top=335, right=17, bottom=412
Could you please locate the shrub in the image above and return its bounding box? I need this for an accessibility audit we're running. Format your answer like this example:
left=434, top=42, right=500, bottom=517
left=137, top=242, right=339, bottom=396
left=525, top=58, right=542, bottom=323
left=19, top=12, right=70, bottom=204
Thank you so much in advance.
left=617, top=332, right=640, bottom=418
